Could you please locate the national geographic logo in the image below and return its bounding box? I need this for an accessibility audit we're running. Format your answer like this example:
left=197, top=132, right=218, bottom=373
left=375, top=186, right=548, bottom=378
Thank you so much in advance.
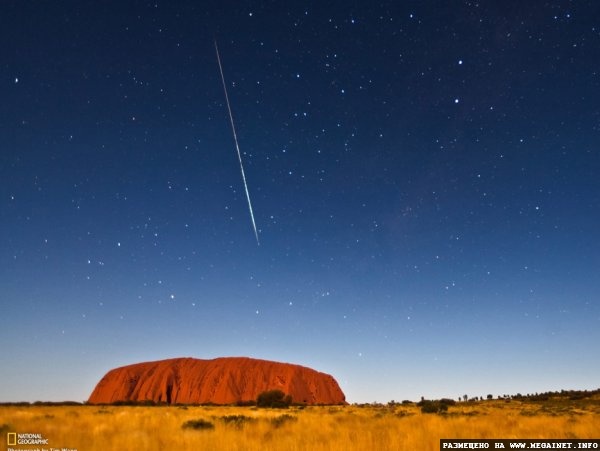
left=7, top=432, right=48, bottom=445
left=6, top=431, right=78, bottom=451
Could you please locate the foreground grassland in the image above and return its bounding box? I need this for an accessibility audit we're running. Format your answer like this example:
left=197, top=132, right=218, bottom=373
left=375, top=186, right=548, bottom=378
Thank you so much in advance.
left=2, top=398, right=599, bottom=451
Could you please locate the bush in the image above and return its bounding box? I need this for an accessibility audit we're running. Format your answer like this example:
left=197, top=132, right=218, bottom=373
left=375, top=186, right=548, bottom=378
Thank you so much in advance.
left=419, top=400, right=449, bottom=414
left=271, top=414, right=297, bottom=428
left=420, top=401, right=438, bottom=413
left=182, top=419, right=215, bottom=430
left=257, top=390, right=292, bottom=408
left=218, top=415, right=256, bottom=428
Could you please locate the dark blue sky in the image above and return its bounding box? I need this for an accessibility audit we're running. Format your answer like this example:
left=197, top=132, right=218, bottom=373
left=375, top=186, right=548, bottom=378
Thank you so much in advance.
left=1, top=1, right=599, bottom=402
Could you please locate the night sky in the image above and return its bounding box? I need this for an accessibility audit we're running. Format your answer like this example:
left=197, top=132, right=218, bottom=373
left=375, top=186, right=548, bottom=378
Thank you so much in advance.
left=2, top=1, right=599, bottom=403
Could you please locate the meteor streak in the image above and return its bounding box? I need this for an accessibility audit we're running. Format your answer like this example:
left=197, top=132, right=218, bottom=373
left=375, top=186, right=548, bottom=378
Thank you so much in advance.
left=214, top=40, right=260, bottom=246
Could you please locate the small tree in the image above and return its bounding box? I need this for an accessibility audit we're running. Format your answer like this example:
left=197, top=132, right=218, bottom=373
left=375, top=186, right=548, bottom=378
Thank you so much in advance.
left=256, top=390, right=292, bottom=408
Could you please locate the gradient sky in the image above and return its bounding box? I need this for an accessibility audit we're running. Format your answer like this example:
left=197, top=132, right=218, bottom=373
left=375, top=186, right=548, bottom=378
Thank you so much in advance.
left=1, top=1, right=599, bottom=403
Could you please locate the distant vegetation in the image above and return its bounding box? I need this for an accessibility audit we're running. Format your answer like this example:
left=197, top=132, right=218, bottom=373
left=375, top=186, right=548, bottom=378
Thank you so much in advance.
left=460, top=388, right=600, bottom=404
left=0, top=401, right=84, bottom=406
left=1, top=387, right=599, bottom=408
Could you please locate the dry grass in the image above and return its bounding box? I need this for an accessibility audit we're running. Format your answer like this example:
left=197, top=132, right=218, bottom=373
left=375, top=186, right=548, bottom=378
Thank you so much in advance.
left=1, top=399, right=599, bottom=451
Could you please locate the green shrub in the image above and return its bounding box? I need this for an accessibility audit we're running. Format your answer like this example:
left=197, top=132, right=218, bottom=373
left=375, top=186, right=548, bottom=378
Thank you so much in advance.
left=257, top=390, right=292, bottom=408
left=182, top=419, right=215, bottom=430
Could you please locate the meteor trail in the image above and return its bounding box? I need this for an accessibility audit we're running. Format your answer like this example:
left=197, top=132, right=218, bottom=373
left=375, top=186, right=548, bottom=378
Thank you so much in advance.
left=214, top=40, right=260, bottom=246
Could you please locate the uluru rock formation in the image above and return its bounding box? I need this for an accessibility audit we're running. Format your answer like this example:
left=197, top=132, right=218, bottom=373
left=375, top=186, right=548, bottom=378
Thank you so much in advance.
left=88, top=357, right=346, bottom=405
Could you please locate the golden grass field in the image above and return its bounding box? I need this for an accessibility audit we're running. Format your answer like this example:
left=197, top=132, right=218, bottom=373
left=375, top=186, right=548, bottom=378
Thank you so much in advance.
left=2, top=397, right=599, bottom=451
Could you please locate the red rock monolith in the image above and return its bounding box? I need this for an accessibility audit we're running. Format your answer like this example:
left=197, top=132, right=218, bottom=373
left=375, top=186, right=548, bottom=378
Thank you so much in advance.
left=88, top=357, right=346, bottom=405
